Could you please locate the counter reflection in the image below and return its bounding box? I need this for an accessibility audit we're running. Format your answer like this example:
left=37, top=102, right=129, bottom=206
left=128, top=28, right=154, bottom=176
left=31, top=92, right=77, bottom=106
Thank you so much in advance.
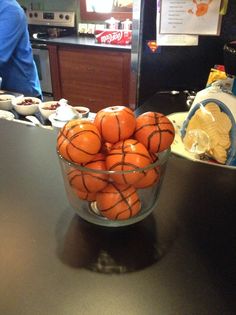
left=56, top=209, right=179, bottom=273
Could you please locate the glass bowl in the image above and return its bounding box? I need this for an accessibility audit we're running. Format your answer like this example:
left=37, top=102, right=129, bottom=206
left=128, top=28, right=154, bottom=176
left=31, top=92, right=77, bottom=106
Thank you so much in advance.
left=57, top=149, right=170, bottom=227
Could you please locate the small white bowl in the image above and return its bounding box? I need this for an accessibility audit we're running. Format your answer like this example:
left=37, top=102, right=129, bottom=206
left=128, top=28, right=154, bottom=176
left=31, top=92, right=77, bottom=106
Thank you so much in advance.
left=0, top=109, right=15, bottom=120
left=12, top=96, right=41, bottom=116
left=48, top=105, right=79, bottom=130
left=73, top=106, right=90, bottom=118
left=48, top=113, right=67, bottom=130
left=0, top=94, right=16, bottom=110
left=39, top=101, right=60, bottom=120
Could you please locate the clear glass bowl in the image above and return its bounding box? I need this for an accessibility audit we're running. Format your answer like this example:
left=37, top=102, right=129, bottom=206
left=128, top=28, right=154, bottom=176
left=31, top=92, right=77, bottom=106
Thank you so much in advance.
left=57, top=149, right=170, bottom=227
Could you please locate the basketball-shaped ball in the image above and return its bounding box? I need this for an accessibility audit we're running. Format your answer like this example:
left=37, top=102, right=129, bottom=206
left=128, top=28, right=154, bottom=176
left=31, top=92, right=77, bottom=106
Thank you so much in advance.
left=134, top=112, right=175, bottom=153
left=106, top=139, right=151, bottom=185
left=75, top=189, right=97, bottom=202
left=94, top=106, right=136, bottom=143
left=67, top=153, right=109, bottom=193
left=150, top=152, right=158, bottom=163
left=96, top=183, right=141, bottom=220
left=133, top=166, right=160, bottom=189
left=100, top=142, right=113, bottom=155
left=57, top=119, right=101, bottom=164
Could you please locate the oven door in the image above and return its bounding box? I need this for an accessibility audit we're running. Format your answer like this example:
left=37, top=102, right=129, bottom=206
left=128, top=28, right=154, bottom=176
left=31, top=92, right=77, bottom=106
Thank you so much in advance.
left=32, top=43, right=53, bottom=95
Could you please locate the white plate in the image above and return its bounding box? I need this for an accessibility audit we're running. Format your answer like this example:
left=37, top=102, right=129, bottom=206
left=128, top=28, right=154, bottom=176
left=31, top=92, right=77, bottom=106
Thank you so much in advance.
left=0, top=110, right=14, bottom=120
left=167, top=112, right=236, bottom=170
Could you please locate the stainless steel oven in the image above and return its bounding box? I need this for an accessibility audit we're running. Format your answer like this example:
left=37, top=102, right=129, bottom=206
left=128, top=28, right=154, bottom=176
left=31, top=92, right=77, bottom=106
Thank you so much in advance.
left=32, top=42, right=52, bottom=95
left=27, top=10, right=76, bottom=98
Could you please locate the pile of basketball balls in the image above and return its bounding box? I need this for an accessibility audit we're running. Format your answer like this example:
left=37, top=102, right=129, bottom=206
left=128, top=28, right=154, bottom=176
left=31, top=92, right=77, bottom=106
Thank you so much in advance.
left=57, top=106, right=175, bottom=221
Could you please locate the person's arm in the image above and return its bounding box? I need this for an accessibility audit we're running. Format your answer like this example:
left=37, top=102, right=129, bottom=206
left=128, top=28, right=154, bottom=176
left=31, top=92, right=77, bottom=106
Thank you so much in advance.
left=0, top=6, right=25, bottom=65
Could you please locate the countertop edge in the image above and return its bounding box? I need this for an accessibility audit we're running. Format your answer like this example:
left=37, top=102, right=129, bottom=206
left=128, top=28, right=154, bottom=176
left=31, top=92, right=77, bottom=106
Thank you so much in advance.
left=32, top=35, right=131, bottom=51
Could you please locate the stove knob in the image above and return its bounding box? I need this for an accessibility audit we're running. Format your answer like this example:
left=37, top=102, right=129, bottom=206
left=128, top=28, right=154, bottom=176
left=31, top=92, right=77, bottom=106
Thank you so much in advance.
left=65, top=15, right=70, bottom=20
left=29, top=13, right=33, bottom=18
left=59, top=14, right=64, bottom=19
left=34, top=12, right=38, bottom=17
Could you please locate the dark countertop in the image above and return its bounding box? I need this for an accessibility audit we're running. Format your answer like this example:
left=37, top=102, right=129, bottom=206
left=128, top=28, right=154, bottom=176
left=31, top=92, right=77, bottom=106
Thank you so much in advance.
left=34, top=35, right=131, bottom=51
left=135, top=91, right=192, bottom=116
left=0, top=98, right=236, bottom=314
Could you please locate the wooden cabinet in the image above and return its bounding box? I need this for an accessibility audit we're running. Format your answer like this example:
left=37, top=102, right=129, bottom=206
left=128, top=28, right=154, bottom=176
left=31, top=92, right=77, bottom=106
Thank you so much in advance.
left=47, top=45, right=131, bottom=113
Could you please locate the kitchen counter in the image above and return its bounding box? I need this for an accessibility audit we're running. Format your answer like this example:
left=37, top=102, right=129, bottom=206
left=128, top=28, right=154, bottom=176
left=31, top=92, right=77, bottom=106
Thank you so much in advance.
left=34, top=35, right=131, bottom=51
left=0, top=101, right=236, bottom=314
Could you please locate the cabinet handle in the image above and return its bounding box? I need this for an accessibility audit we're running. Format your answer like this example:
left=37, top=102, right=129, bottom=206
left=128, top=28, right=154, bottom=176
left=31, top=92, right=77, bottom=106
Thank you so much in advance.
left=88, top=98, right=96, bottom=102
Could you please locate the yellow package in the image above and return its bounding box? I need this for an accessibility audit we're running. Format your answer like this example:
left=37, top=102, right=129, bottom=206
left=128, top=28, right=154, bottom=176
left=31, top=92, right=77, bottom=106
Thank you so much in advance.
left=206, top=68, right=227, bottom=87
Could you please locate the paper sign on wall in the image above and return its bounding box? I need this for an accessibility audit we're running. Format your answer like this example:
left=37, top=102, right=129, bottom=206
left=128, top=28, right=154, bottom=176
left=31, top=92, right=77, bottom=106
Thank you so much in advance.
left=159, top=0, right=222, bottom=36
left=156, top=0, right=199, bottom=46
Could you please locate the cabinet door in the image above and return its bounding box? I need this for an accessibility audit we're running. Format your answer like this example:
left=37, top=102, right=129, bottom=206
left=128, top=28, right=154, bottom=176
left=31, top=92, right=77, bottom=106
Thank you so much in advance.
left=57, top=47, right=131, bottom=112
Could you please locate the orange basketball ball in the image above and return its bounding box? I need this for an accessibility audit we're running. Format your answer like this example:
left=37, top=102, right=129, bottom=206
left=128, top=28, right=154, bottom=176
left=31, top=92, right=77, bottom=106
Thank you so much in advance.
left=134, top=112, right=175, bottom=153
left=94, top=106, right=136, bottom=143
left=106, top=139, right=151, bottom=185
left=100, top=142, right=113, bottom=155
left=96, top=183, right=141, bottom=220
left=57, top=119, right=101, bottom=164
left=150, top=152, right=158, bottom=163
left=67, top=153, right=109, bottom=193
left=75, top=189, right=97, bottom=202
left=133, top=166, right=160, bottom=189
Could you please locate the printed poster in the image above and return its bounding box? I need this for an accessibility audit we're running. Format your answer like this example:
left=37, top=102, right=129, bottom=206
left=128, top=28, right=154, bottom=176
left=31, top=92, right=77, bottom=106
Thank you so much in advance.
left=156, top=0, right=199, bottom=46
left=159, top=0, right=222, bottom=35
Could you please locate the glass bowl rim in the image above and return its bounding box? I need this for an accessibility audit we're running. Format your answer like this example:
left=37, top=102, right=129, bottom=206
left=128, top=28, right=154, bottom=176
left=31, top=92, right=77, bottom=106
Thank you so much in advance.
left=57, top=148, right=170, bottom=175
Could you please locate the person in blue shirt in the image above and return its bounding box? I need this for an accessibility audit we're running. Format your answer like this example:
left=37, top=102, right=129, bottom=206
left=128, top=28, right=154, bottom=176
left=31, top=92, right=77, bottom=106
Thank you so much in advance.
left=0, top=0, right=42, bottom=98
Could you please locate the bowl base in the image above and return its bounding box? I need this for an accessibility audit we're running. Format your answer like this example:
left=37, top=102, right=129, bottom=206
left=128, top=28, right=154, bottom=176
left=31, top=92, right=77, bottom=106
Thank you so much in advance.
left=73, top=199, right=156, bottom=228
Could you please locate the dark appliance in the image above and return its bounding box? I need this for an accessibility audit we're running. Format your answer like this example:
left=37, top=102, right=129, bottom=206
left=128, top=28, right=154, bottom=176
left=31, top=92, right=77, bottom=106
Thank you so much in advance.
left=223, top=41, right=236, bottom=77
left=131, top=0, right=236, bottom=107
left=27, top=10, right=76, bottom=96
